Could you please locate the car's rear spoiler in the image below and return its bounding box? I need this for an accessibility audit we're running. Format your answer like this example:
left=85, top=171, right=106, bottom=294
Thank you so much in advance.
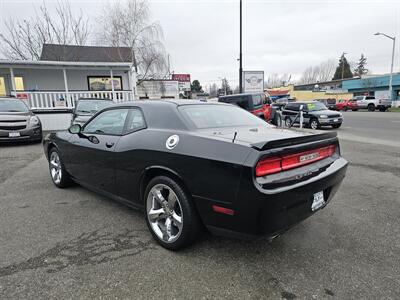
left=251, top=131, right=337, bottom=151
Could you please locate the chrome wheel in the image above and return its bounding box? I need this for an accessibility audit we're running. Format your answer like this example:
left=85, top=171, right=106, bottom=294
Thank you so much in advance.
left=50, top=151, right=62, bottom=184
left=310, top=120, right=318, bottom=130
left=146, top=184, right=183, bottom=243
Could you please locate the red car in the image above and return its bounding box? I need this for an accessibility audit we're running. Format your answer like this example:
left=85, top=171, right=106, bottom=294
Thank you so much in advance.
left=218, top=93, right=272, bottom=120
left=335, top=99, right=358, bottom=111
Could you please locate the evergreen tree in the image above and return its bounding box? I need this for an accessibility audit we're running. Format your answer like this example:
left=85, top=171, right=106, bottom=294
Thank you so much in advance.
left=191, top=80, right=203, bottom=93
left=354, top=54, right=368, bottom=77
left=332, top=54, right=353, bottom=80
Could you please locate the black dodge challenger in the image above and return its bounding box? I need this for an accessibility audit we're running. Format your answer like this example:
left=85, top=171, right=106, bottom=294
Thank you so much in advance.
left=43, top=100, right=348, bottom=250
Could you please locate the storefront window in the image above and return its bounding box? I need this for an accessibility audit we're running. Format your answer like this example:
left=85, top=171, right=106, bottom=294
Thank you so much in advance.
left=87, top=76, right=123, bottom=91
left=15, top=77, right=25, bottom=91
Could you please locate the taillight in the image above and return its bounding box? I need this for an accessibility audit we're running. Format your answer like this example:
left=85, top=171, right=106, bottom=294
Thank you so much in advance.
left=255, top=145, right=336, bottom=177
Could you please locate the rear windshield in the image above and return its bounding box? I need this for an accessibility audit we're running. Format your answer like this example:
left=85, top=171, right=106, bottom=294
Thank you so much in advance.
left=76, top=100, right=113, bottom=114
left=178, top=104, right=266, bottom=129
left=0, top=99, right=29, bottom=112
left=252, top=94, right=263, bottom=107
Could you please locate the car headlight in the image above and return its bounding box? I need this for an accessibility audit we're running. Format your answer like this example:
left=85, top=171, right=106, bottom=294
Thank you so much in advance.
left=29, top=116, right=40, bottom=125
left=319, top=115, right=328, bottom=119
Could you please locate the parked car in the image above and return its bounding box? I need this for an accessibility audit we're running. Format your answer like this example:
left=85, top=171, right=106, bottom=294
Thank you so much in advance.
left=315, top=98, right=336, bottom=110
left=0, top=98, right=42, bottom=142
left=282, top=101, right=343, bottom=129
left=271, top=97, right=294, bottom=110
left=218, top=93, right=270, bottom=120
left=335, top=99, right=358, bottom=111
left=353, top=95, right=391, bottom=111
left=43, top=100, right=348, bottom=250
left=71, top=98, right=114, bottom=125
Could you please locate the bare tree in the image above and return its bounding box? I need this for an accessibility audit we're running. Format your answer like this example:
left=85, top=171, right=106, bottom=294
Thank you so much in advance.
left=299, top=59, right=335, bottom=84
left=0, top=0, right=90, bottom=60
left=265, top=73, right=291, bottom=88
left=97, top=0, right=168, bottom=80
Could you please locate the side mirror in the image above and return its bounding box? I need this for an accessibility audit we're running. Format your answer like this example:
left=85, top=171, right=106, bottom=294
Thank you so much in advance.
left=68, top=123, right=82, bottom=134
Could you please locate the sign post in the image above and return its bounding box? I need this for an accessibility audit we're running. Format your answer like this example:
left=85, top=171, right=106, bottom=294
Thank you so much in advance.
left=243, top=71, right=264, bottom=93
left=172, top=74, right=191, bottom=92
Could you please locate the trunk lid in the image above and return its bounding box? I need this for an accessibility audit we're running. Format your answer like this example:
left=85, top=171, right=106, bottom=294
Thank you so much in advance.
left=195, top=125, right=337, bottom=150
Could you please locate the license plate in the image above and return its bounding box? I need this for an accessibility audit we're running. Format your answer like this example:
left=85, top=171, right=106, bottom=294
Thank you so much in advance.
left=333, top=118, right=339, bottom=122
left=9, top=132, right=20, bottom=138
left=311, top=191, right=325, bottom=211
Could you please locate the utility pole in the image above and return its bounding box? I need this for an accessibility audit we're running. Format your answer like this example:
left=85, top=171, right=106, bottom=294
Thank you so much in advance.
left=239, top=0, right=243, bottom=93
left=374, top=32, right=396, bottom=106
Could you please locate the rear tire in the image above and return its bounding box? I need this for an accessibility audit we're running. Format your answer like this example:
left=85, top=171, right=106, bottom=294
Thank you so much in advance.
left=309, top=118, right=320, bottom=130
left=368, top=104, right=375, bottom=111
left=144, top=176, right=202, bottom=250
left=48, top=148, right=73, bottom=188
left=284, top=117, right=292, bottom=128
left=343, top=106, right=348, bottom=111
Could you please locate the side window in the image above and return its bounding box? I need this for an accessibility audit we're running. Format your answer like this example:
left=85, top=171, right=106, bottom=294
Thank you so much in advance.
left=366, top=96, right=375, bottom=100
left=237, top=98, right=249, bottom=110
left=83, top=108, right=129, bottom=135
left=126, top=108, right=146, bottom=132
left=285, top=104, right=293, bottom=110
left=292, top=103, right=300, bottom=111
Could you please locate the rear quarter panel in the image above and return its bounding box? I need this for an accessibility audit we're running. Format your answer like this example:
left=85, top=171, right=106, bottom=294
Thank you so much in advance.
left=114, top=129, right=252, bottom=206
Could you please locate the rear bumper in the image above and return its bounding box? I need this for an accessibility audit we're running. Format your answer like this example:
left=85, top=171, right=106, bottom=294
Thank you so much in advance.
left=0, top=126, right=42, bottom=142
left=199, top=157, right=348, bottom=240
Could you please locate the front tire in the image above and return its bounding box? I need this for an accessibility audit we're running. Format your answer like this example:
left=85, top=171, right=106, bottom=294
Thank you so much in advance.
left=144, top=176, right=202, bottom=250
left=48, top=148, right=73, bottom=188
left=309, top=118, right=320, bottom=130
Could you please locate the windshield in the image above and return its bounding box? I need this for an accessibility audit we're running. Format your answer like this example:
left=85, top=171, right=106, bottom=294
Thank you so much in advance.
left=306, top=102, right=328, bottom=111
left=179, top=104, right=267, bottom=129
left=0, top=99, right=29, bottom=112
left=76, top=100, right=113, bottom=114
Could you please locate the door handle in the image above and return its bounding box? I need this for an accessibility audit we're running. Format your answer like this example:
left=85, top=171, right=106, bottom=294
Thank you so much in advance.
left=105, top=142, right=115, bottom=148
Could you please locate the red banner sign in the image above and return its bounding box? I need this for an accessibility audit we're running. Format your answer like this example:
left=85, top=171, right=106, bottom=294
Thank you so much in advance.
left=172, top=74, right=191, bottom=82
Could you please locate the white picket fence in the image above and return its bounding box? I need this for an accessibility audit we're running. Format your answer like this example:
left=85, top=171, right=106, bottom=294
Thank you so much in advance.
left=19, top=90, right=135, bottom=110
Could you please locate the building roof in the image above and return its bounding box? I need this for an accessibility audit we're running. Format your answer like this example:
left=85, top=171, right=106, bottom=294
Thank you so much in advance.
left=266, top=89, right=290, bottom=96
left=40, top=44, right=133, bottom=62
left=0, top=59, right=132, bottom=70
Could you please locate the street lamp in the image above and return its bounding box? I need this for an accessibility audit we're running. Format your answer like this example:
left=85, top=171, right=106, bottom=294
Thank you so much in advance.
left=238, top=0, right=243, bottom=94
left=374, top=32, right=396, bottom=106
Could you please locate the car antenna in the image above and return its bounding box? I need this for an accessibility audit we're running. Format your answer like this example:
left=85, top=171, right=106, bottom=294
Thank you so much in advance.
left=232, top=131, right=237, bottom=143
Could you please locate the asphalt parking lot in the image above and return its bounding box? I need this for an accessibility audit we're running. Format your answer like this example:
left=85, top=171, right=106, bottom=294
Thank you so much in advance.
left=0, top=112, right=399, bottom=299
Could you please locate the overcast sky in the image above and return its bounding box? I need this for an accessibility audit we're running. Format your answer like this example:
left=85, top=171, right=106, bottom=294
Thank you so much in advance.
left=1, top=0, right=400, bottom=88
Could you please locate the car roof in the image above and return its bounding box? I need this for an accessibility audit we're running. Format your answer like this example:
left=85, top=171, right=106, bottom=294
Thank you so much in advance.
left=113, top=99, right=230, bottom=108
left=77, top=97, right=113, bottom=101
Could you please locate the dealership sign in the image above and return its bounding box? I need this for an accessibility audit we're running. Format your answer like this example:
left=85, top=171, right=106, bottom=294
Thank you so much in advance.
left=243, top=71, right=264, bottom=93
left=172, top=74, right=191, bottom=91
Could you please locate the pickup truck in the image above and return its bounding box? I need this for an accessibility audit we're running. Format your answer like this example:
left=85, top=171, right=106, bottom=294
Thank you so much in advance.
left=353, top=96, right=391, bottom=111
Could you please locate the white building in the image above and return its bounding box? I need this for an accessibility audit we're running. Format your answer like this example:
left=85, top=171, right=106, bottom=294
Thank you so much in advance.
left=0, top=44, right=137, bottom=130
